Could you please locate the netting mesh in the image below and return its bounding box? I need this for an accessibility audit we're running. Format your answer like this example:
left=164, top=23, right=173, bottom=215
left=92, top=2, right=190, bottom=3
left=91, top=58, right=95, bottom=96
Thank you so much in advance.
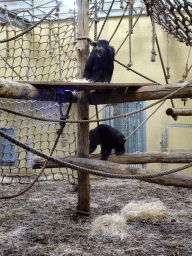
left=0, top=98, right=77, bottom=186
left=144, top=0, right=192, bottom=46
left=0, top=5, right=77, bottom=81
left=0, top=1, right=79, bottom=190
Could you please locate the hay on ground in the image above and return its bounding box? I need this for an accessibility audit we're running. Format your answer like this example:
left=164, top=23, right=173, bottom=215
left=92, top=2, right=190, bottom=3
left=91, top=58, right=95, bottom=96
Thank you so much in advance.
left=91, top=213, right=126, bottom=237
left=121, top=200, right=169, bottom=221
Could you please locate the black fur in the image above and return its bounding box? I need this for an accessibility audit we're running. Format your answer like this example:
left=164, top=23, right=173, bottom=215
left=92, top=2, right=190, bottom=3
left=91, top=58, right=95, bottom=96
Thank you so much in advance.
left=89, top=124, right=125, bottom=160
left=83, top=40, right=115, bottom=83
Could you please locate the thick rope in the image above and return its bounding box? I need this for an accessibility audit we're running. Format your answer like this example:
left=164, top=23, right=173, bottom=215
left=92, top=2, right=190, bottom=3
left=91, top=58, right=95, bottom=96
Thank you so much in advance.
left=97, top=0, right=115, bottom=40
left=182, top=47, right=192, bottom=80
left=115, top=59, right=159, bottom=84
left=93, top=0, right=98, bottom=41
left=115, top=6, right=144, bottom=56
left=127, top=0, right=134, bottom=67
left=151, top=15, right=156, bottom=62
left=109, top=0, right=130, bottom=43
left=0, top=130, right=62, bottom=199
left=154, top=30, right=177, bottom=117
left=166, top=33, right=171, bottom=80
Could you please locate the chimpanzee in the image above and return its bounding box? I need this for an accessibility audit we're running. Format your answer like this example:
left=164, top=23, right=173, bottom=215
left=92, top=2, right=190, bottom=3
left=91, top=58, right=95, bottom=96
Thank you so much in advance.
left=89, top=124, right=125, bottom=160
left=83, top=40, right=115, bottom=83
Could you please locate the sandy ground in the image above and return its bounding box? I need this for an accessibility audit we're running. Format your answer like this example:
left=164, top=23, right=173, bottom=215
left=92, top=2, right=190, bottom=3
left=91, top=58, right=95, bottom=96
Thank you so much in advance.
left=0, top=177, right=192, bottom=256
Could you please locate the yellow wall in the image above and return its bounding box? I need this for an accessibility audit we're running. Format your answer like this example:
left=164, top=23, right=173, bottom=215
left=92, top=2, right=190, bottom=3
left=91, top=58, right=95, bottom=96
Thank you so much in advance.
left=90, top=14, right=192, bottom=174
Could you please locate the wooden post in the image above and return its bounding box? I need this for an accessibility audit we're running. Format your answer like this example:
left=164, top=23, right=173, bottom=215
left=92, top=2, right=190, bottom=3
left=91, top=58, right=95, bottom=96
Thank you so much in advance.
left=76, top=0, right=90, bottom=214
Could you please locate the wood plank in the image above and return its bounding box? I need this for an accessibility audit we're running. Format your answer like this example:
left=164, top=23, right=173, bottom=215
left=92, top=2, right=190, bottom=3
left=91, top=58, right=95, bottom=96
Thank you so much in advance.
left=89, top=81, right=192, bottom=105
left=0, top=78, right=39, bottom=99
left=89, top=152, right=192, bottom=164
left=20, top=80, right=158, bottom=90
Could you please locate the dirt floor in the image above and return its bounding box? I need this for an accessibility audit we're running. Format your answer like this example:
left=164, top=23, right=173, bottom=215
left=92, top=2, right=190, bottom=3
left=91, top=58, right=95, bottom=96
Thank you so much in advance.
left=0, top=177, right=192, bottom=256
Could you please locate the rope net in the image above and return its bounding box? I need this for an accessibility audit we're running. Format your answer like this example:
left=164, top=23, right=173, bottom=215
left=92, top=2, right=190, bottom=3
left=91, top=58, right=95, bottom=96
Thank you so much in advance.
left=0, top=1, right=79, bottom=191
left=144, top=0, right=192, bottom=46
left=0, top=1, right=77, bottom=81
left=0, top=98, right=77, bottom=187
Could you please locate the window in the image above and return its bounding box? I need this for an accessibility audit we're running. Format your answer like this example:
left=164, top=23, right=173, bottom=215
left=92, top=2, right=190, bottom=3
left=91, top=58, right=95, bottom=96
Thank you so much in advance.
left=103, top=102, right=146, bottom=166
left=0, top=127, right=17, bottom=166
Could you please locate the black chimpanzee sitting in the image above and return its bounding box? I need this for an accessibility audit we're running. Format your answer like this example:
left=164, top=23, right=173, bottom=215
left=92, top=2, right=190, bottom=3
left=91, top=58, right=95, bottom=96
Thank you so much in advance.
left=89, top=124, right=125, bottom=160
left=83, top=40, right=115, bottom=83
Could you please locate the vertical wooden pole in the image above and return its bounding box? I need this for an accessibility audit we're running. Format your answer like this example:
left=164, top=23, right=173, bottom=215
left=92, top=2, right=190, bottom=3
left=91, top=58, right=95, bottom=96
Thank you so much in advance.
left=76, top=0, right=90, bottom=214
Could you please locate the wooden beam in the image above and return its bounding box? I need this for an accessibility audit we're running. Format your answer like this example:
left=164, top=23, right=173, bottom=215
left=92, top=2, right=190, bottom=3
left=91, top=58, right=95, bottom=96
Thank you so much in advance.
left=33, top=151, right=192, bottom=167
left=76, top=0, right=90, bottom=214
left=1, top=79, right=192, bottom=105
left=89, top=81, right=192, bottom=105
left=0, top=78, right=77, bottom=102
left=0, top=78, right=39, bottom=99
left=166, top=108, right=192, bottom=116
left=89, top=152, right=192, bottom=164
left=32, top=156, right=192, bottom=188
left=20, top=81, right=158, bottom=90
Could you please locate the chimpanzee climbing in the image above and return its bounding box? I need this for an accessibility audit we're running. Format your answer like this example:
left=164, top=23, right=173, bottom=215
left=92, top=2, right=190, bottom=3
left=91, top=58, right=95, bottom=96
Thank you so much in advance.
left=89, top=124, right=125, bottom=160
left=83, top=40, right=115, bottom=83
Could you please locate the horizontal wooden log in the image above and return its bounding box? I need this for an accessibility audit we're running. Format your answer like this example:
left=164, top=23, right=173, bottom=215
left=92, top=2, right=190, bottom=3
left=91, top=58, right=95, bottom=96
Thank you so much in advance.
left=166, top=108, right=192, bottom=116
left=89, top=81, right=192, bottom=105
left=0, top=78, right=77, bottom=102
left=32, top=156, right=192, bottom=188
left=0, top=78, right=39, bottom=99
left=89, top=152, right=192, bottom=164
left=33, top=152, right=192, bottom=166
left=1, top=79, right=192, bottom=105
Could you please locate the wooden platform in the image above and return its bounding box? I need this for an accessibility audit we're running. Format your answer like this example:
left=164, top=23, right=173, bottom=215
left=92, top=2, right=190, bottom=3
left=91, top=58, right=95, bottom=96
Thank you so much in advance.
left=20, top=81, right=158, bottom=90
left=1, top=79, right=191, bottom=104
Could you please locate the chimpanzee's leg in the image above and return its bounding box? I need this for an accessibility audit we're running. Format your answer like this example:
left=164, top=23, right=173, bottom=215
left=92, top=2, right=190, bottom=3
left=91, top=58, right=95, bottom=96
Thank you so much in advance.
left=100, top=149, right=111, bottom=160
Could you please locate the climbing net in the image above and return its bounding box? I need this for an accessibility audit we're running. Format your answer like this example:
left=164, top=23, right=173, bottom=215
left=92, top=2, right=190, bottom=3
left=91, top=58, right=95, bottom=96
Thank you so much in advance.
left=144, top=0, right=192, bottom=46
left=0, top=1, right=79, bottom=191
left=0, top=1, right=77, bottom=81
